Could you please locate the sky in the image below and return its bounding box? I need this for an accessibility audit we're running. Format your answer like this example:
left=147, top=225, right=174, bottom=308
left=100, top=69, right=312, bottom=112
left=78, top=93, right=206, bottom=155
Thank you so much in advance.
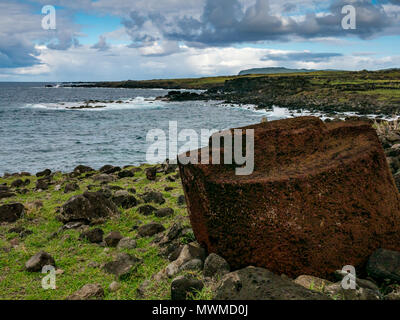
left=0, top=0, right=399, bottom=81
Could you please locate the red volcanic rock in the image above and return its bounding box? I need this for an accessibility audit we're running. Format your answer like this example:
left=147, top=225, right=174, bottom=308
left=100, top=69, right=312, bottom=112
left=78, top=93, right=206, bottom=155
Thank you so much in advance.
left=178, top=117, right=400, bottom=279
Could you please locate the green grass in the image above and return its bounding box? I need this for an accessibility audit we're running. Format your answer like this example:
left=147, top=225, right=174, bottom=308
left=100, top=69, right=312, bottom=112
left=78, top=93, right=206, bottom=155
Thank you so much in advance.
left=0, top=165, right=211, bottom=300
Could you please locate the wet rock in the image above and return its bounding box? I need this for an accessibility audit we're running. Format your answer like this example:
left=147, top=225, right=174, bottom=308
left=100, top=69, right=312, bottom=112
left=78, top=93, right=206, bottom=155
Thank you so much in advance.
left=66, top=284, right=104, bottom=300
left=142, top=191, right=165, bottom=205
left=171, top=276, right=204, bottom=300
left=137, top=205, right=157, bottom=216
left=138, top=223, right=165, bottom=237
left=155, top=207, right=174, bottom=218
left=104, top=231, right=123, bottom=247
left=64, top=182, right=80, bottom=193
left=80, top=228, right=104, bottom=243
left=0, top=203, right=25, bottom=223
left=103, top=253, right=141, bottom=278
left=367, top=249, right=400, bottom=282
left=36, top=169, right=51, bottom=177
left=112, top=190, right=137, bottom=209
left=145, top=167, right=157, bottom=181
left=59, top=191, right=119, bottom=224
left=74, top=165, right=94, bottom=175
left=214, top=267, right=329, bottom=300
left=203, top=254, right=230, bottom=278
left=117, top=237, right=137, bottom=250
left=25, top=251, right=55, bottom=272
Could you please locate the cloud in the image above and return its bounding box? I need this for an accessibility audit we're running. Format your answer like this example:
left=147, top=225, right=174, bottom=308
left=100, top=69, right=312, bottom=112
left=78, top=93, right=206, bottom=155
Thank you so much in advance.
left=261, top=51, right=343, bottom=62
left=91, top=36, right=110, bottom=51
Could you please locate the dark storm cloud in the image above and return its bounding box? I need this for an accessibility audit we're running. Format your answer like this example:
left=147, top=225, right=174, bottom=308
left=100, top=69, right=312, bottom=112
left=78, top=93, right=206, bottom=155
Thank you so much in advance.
left=121, top=0, right=400, bottom=47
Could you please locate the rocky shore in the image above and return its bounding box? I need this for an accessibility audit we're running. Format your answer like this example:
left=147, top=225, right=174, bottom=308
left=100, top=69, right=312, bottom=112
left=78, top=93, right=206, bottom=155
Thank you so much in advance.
left=2, top=118, right=400, bottom=300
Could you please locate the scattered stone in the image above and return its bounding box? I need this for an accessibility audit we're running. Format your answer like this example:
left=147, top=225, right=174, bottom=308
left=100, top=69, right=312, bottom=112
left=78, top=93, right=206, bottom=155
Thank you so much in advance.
left=118, top=170, right=135, bottom=178
left=35, top=178, right=49, bottom=191
left=155, top=207, right=174, bottom=218
left=145, top=167, right=157, bottom=181
left=117, top=237, right=137, bottom=250
left=128, top=187, right=136, bottom=194
left=136, top=280, right=151, bottom=298
left=59, top=191, right=119, bottom=224
left=171, top=276, right=204, bottom=300
left=66, top=284, right=104, bottom=300
left=177, top=195, right=185, bottom=206
left=74, top=165, right=94, bottom=175
left=367, top=248, right=400, bottom=282
left=103, top=253, right=141, bottom=278
left=11, top=179, right=26, bottom=188
left=167, top=176, right=176, bottom=182
left=0, top=203, right=25, bottom=223
left=25, top=251, right=55, bottom=272
left=138, top=222, right=165, bottom=237
left=385, top=286, right=400, bottom=300
left=180, top=259, right=204, bottom=272
left=93, top=174, right=115, bottom=184
left=104, top=231, right=123, bottom=247
left=203, top=253, right=230, bottom=278
left=294, top=275, right=333, bottom=293
left=165, top=187, right=174, bottom=192
left=142, top=191, right=165, bottom=205
left=109, top=281, right=121, bottom=292
left=80, top=228, right=104, bottom=243
left=36, top=169, right=51, bottom=177
left=165, top=243, right=206, bottom=278
left=64, top=182, right=80, bottom=193
left=214, top=267, right=329, bottom=300
left=112, top=190, right=138, bottom=209
left=137, top=205, right=157, bottom=216
left=324, top=283, right=381, bottom=300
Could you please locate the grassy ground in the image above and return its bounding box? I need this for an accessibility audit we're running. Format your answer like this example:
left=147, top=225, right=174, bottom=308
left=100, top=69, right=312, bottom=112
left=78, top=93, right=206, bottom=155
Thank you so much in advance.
left=0, top=165, right=209, bottom=300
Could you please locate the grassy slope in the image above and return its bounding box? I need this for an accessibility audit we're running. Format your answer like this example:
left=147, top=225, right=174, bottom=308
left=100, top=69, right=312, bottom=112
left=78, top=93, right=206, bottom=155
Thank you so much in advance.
left=0, top=165, right=209, bottom=300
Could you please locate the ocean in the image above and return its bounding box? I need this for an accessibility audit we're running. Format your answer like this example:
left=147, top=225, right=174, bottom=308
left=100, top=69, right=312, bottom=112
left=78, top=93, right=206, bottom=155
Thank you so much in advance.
left=0, top=82, right=285, bottom=175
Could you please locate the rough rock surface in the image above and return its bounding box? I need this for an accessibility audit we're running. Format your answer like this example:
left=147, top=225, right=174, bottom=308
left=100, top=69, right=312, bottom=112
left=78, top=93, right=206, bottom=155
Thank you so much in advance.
left=0, top=203, right=25, bottom=223
left=171, top=276, right=204, bottom=300
left=66, top=284, right=104, bottom=300
left=25, top=251, right=55, bottom=272
left=179, top=117, right=400, bottom=278
left=214, top=267, right=329, bottom=300
left=367, top=249, right=400, bottom=282
left=59, top=191, right=119, bottom=224
left=103, top=253, right=141, bottom=277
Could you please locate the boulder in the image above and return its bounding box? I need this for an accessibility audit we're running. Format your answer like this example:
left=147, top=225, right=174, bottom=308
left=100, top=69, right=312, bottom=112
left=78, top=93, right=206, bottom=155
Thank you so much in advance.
left=145, top=167, right=157, bottom=181
left=324, top=283, right=381, bottom=300
left=103, top=253, right=141, bottom=278
left=64, top=182, right=80, bottom=193
left=104, top=231, right=123, bottom=247
left=66, top=284, right=104, bottom=300
left=180, top=259, right=204, bottom=272
left=203, top=253, right=230, bottom=278
left=117, top=170, right=135, bottom=178
left=294, top=275, right=333, bottom=293
left=112, top=190, right=137, bottom=209
left=36, top=169, right=51, bottom=177
left=138, top=223, right=165, bottom=237
left=171, top=276, right=204, bottom=300
left=179, top=117, right=400, bottom=278
left=35, top=178, right=49, bottom=191
left=214, top=266, right=329, bottom=300
left=59, top=191, right=119, bottom=224
left=137, top=205, right=157, bottom=216
left=0, top=203, right=25, bottom=223
left=73, top=165, right=94, bottom=175
left=142, top=191, right=165, bottom=205
left=25, top=251, right=55, bottom=272
left=367, top=249, right=400, bottom=282
left=92, top=174, right=115, bottom=184
left=79, top=228, right=104, bottom=243
left=155, top=207, right=174, bottom=218
left=117, top=237, right=137, bottom=250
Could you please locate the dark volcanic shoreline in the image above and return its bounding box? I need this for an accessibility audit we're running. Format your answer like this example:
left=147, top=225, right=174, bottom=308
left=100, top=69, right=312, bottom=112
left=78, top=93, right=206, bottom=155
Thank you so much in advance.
left=63, top=69, right=400, bottom=116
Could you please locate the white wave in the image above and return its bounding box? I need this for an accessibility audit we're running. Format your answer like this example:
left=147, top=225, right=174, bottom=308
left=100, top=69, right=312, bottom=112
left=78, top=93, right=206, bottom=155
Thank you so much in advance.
left=24, top=97, right=167, bottom=111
